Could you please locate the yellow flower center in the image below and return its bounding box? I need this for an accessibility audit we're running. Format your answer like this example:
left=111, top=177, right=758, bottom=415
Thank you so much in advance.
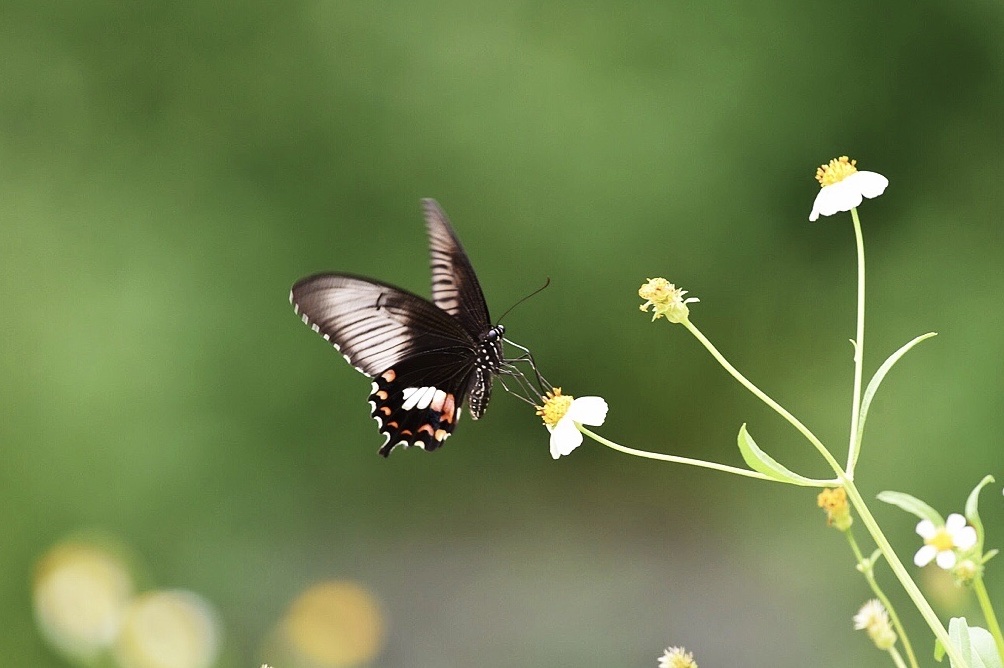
left=926, top=527, right=956, bottom=552
left=535, top=388, right=573, bottom=428
left=814, top=156, right=858, bottom=188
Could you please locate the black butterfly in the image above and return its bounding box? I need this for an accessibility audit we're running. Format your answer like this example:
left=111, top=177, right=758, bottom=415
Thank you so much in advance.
left=291, top=199, right=540, bottom=456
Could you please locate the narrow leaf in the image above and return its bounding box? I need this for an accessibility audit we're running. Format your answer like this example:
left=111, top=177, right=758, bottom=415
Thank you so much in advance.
left=853, top=332, right=937, bottom=469
left=877, top=491, right=944, bottom=525
left=965, top=475, right=995, bottom=551
left=948, top=618, right=977, bottom=668
left=736, top=424, right=820, bottom=486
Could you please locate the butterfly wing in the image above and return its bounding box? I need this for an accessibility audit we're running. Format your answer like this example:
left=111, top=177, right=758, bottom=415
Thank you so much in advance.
left=423, top=199, right=492, bottom=337
left=291, top=273, right=479, bottom=456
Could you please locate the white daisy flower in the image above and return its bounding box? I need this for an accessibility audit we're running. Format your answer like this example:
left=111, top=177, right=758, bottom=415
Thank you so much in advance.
left=808, top=156, right=888, bottom=222
left=535, top=389, right=608, bottom=459
left=914, top=513, right=977, bottom=569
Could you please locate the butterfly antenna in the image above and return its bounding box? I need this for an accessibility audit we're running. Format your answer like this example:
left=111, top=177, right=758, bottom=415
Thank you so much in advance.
left=496, top=277, right=550, bottom=324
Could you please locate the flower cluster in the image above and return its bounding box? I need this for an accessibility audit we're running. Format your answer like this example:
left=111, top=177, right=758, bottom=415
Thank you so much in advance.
left=817, top=487, right=852, bottom=531
left=638, top=278, right=698, bottom=323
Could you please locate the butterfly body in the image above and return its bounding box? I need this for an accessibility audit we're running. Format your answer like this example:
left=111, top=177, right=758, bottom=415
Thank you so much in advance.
left=291, top=200, right=504, bottom=456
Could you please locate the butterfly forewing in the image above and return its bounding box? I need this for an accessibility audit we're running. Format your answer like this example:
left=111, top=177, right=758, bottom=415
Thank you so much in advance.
left=423, top=199, right=492, bottom=337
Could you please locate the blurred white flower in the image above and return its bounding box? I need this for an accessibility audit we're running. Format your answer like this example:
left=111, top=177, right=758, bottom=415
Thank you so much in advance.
left=535, top=388, right=608, bottom=459
left=853, top=599, right=897, bottom=650
left=914, top=513, right=977, bottom=569
left=808, top=156, right=888, bottom=222
left=658, top=646, right=697, bottom=668
left=33, top=540, right=134, bottom=661
left=114, top=590, right=221, bottom=668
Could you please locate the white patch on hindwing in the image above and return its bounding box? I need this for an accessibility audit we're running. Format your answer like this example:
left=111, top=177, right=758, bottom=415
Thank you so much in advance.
left=401, top=386, right=444, bottom=411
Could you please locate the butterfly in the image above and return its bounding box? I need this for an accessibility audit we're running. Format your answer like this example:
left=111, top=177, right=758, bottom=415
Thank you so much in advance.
left=291, top=199, right=541, bottom=456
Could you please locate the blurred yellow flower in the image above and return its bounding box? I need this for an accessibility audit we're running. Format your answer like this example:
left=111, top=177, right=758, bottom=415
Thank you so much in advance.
left=275, top=580, right=386, bottom=667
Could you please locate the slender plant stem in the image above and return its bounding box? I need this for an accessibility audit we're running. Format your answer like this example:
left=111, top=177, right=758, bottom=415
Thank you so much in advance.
left=973, top=576, right=1004, bottom=661
left=846, top=207, right=866, bottom=477
left=845, top=531, right=919, bottom=668
left=680, top=318, right=844, bottom=474
left=842, top=479, right=965, bottom=667
left=576, top=427, right=840, bottom=484
left=888, top=646, right=908, bottom=668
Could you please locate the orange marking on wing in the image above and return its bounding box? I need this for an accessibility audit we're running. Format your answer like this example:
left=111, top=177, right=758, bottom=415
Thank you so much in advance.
left=386, top=421, right=399, bottom=429
left=434, top=429, right=447, bottom=441
left=400, top=429, right=412, bottom=436
left=417, top=424, right=435, bottom=435
left=376, top=390, right=388, bottom=400
left=381, top=369, right=396, bottom=382
left=380, top=406, right=392, bottom=416
left=442, top=393, right=456, bottom=423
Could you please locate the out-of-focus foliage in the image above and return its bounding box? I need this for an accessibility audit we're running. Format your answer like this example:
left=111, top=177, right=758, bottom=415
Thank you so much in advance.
left=3, top=1, right=1002, bottom=665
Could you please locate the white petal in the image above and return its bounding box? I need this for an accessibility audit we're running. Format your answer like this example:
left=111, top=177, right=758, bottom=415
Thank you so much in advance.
left=945, top=513, right=967, bottom=532
left=916, top=519, right=937, bottom=539
left=549, top=418, right=583, bottom=459
left=935, top=550, right=957, bottom=570
left=954, top=526, right=978, bottom=550
left=914, top=544, right=937, bottom=567
left=566, top=396, right=608, bottom=427
left=850, top=171, right=889, bottom=199
left=808, top=181, right=863, bottom=221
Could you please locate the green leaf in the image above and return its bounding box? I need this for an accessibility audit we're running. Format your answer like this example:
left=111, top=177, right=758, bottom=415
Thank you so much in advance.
left=965, top=475, right=995, bottom=551
left=877, top=491, right=944, bottom=525
left=853, top=332, right=937, bottom=470
left=736, top=424, right=821, bottom=486
left=944, top=618, right=1001, bottom=668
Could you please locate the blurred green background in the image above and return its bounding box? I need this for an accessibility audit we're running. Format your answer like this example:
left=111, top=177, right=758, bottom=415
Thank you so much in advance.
left=4, top=1, right=1003, bottom=665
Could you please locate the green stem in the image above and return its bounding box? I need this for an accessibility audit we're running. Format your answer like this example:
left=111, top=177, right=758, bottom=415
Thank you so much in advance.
left=846, top=207, right=866, bottom=477
left=845, top=530, right=919, bottom=668
left=576, top=427, right=840, bottom=484
left=973, top=576, right=1004, bottom=662
left=680, top=318, right=844, bottom=474
left=888, top=646, right=908, bottom=668
left=842, top=479, right=965, bottom=667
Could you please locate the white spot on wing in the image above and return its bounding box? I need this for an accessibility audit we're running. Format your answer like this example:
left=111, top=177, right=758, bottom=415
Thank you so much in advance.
left=401, top=386, right=427, bottom=411
left=415, top=386, right=439, bottom=410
